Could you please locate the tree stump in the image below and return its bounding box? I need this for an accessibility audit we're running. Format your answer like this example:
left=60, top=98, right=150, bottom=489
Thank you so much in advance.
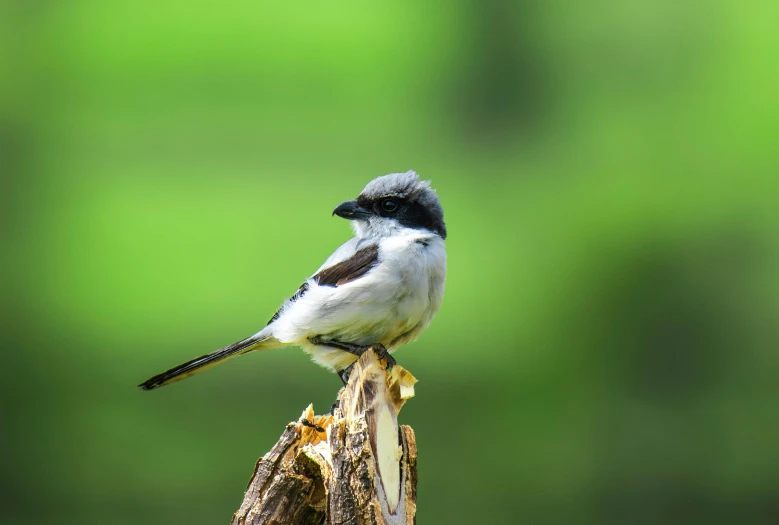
left=231, top=349, right=418, bottom=525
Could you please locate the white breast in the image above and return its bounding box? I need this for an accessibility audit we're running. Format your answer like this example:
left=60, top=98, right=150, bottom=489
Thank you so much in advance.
left=270, top=230, right=447, bottom=371
left=376, top=232, right=447, bottom=346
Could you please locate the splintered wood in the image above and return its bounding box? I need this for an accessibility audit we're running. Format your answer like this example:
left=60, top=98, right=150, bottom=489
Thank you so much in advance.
left=231, top=350, right=418, bottom=525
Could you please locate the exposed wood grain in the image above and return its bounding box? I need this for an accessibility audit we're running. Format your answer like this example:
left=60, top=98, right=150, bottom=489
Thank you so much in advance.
left=231, top=349, right=418, bottom=525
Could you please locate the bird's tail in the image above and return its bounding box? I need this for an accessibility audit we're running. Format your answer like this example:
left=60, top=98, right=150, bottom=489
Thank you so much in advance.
left=138, top=333, right=275, bottom=390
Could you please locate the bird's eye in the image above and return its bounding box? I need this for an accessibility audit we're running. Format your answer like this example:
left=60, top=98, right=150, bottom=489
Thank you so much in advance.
left=380, top=199, right=399, bottom=213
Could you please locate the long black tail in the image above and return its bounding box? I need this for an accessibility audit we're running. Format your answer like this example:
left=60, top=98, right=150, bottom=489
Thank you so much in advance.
left=138, top=335, right=268, bottom=390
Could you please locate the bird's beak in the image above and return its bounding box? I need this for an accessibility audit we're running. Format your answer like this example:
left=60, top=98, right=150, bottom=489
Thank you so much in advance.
left=333, top=200, right=372, bottom=220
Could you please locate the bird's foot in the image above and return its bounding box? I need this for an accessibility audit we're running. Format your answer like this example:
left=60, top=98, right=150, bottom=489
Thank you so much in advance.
left=372, top=343, right=396, bottom=371
left=310, top=336, right=396, bottom=374
left=311, top=336, right=396, bottom=387
left=335, top=348, right=395, bottom=386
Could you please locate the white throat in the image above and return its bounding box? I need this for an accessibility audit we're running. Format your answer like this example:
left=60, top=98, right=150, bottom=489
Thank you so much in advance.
left=352, top=217, right=406, bottom=239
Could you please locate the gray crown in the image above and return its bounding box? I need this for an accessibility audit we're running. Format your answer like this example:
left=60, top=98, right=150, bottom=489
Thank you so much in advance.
left=362, top=170, right=439, bottom=204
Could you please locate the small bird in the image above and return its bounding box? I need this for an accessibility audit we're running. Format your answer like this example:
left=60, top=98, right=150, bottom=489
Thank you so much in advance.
left=139, top=171, right=447, bottom=389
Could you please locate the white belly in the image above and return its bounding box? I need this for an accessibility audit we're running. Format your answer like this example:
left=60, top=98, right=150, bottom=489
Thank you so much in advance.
left=272, top=232, right=447, bottom=371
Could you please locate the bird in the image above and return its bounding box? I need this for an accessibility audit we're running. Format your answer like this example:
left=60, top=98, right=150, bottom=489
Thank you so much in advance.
left=138, top=170, right=447, bottom=390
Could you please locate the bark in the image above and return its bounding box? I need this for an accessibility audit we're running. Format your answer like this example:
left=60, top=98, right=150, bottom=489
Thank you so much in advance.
left=231, top=349, right=418, bottom=525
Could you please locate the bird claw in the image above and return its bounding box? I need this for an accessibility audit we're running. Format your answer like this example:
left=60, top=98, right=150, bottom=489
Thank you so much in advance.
left=373, top=344, right=396, bottom=370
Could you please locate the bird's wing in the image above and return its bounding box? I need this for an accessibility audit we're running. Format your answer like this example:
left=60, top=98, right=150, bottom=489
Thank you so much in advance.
left=312, top=244, right=379, bottom=287
left=266, top=239, right=379, bottom=325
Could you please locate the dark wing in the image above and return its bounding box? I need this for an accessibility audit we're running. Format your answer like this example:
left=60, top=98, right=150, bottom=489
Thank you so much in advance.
left=313, top=244, right=379, bottom=287
left=266, top=244, right=379, bottom=325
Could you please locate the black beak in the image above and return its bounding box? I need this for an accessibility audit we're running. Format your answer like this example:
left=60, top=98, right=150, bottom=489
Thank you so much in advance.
left=333, top=200, right=372, bottom=220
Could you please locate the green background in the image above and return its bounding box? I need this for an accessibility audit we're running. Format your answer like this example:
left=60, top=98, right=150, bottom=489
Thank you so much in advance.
left=2, top=1, right=777, bottom=524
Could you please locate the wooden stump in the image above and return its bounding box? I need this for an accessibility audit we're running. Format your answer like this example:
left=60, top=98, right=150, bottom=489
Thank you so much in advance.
left=231, top=349, right=418, bottom=525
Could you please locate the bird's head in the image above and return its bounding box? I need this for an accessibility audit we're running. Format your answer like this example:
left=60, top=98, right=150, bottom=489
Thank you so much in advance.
left=333, top=171, right=446, bottom=240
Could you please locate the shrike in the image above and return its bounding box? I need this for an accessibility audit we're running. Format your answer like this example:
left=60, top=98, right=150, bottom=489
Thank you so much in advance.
left=139, top=171, right=447, bottom=389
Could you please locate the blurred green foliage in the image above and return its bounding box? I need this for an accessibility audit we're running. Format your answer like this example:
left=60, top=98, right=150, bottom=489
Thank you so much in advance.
left=2, top=1, right=778, bottom=524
